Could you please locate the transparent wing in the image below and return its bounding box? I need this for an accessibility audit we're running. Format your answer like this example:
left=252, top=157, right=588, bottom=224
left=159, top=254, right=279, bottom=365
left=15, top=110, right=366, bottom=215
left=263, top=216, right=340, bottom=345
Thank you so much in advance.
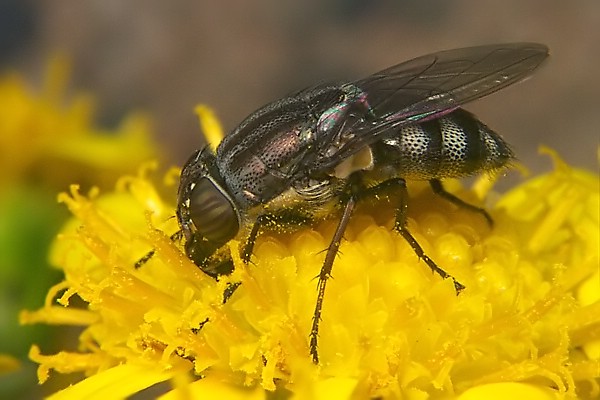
left=311, top=42, right=548, bottom=172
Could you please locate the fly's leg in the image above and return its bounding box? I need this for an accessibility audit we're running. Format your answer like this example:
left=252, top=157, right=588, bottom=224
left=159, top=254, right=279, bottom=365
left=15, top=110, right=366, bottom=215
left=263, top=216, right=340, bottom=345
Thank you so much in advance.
left=134, top=230, right=184, bottom=269
left=135, top=250, right=155, bottom=270
left=309, top=176, right=406, bottom=363
left=242, top=212, right=311, bottom=263
left=309, top=176, right=465, bottom=363
left=393, top=178, right=465, bottom=292
left=222, top=282, right=241, bottom=303
left=429, top=179, right=493, bottom=226
left=220, top=215, right=276, bottom=304
left=349, top=177, right=464, bottom=292
left=349, top=177, right=465, bottom=292
left=216, top=215, right=273, bottom=307
left=309, top=195, right=357, bottom=364
left=235, top=212, right=311, bottom=302
left=242, top=214, right=270, bottom=264
left=205, top=214, right=276, bottom=307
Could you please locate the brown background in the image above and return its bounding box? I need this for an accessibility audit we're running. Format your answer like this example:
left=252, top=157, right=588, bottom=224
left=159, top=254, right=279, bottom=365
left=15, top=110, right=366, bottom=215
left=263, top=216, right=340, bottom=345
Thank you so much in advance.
left=7, top=0, right=599, bottom=175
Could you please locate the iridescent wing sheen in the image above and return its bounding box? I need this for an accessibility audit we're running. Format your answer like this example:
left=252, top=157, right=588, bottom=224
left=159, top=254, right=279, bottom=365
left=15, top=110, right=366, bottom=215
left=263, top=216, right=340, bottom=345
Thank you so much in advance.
left=309, top=42, right=548, bottom=172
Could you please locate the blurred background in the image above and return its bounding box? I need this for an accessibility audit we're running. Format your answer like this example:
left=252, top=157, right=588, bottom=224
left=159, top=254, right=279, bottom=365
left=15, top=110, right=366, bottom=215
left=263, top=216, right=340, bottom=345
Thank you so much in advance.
left=6, top=0, right=599, bottom=171
left=0, top=0, right=598, bottom=397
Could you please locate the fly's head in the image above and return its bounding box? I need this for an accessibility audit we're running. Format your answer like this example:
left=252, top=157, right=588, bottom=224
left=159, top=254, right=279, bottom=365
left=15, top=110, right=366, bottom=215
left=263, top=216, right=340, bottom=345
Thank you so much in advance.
left=177, top=147, right=239, bottom=277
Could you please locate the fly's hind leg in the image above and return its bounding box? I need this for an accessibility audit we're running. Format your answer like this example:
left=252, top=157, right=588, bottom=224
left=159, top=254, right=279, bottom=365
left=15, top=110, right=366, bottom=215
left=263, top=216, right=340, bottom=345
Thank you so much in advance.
left=381, top=178, right=465, bottom=292
left=429, top=179, right=493, bottom=226
left=309, top=176, right=465, bottom=364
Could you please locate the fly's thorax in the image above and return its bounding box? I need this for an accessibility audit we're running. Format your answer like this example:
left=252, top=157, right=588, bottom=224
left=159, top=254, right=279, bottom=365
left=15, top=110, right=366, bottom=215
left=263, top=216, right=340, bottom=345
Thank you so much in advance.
left=214, top=84, right=357, bottom=209
left=216, top=84, right=348, bottom=173
left=243, top=180, right=343, bottom=233
left=316, top=84, right=372, bottom=135
left=371, top=108, right=514, bottom=180
left=217, top=120, right=319, bottom=209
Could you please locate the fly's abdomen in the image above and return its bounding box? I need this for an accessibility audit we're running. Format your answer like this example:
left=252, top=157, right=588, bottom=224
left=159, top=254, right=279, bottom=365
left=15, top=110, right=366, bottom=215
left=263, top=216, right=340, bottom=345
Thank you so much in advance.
left=373, top=108, right=514, bottom=180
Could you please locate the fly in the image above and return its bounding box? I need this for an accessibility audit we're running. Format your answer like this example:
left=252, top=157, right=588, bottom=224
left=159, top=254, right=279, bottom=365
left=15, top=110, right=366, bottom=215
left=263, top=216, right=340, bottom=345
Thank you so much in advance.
left=140, top=43, right=549, bottom=364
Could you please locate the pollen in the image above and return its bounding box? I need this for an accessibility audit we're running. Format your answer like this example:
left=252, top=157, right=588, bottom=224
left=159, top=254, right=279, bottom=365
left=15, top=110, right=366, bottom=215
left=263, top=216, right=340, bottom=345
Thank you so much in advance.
left=21, top=147, right=599, bottom=399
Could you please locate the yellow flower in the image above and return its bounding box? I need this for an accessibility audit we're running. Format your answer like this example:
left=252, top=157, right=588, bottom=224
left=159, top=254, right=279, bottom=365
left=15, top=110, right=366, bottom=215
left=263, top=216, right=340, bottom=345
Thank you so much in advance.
left=0, top=55, right=156, bottom=189
left=21, top=108, right=599, bottom=399
left=0, top=56, right=159, bottom=398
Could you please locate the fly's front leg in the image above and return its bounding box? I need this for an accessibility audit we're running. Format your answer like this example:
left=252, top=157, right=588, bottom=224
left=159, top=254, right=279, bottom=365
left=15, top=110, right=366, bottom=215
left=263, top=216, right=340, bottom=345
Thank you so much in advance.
left=242, top=212, right=311, bottom=264
left=429, top=179, right=493, bottom=226
left=134, top=230, right=184, bottom=269
left=226, top=214, right=276, bottom=304
left=242, top=214, right=270, bottom=264
left=239, top=211, right=310, bottom=302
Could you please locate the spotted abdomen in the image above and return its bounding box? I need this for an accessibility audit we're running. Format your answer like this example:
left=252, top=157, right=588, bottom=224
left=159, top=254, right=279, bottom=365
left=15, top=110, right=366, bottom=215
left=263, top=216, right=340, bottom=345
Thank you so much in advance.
left=372, top=108, right=514, bottom=180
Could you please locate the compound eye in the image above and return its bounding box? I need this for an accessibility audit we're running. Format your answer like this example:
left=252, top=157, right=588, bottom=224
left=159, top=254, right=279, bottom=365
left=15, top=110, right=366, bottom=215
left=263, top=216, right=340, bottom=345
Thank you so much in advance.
left=188, top=178, right=239, bottom=245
